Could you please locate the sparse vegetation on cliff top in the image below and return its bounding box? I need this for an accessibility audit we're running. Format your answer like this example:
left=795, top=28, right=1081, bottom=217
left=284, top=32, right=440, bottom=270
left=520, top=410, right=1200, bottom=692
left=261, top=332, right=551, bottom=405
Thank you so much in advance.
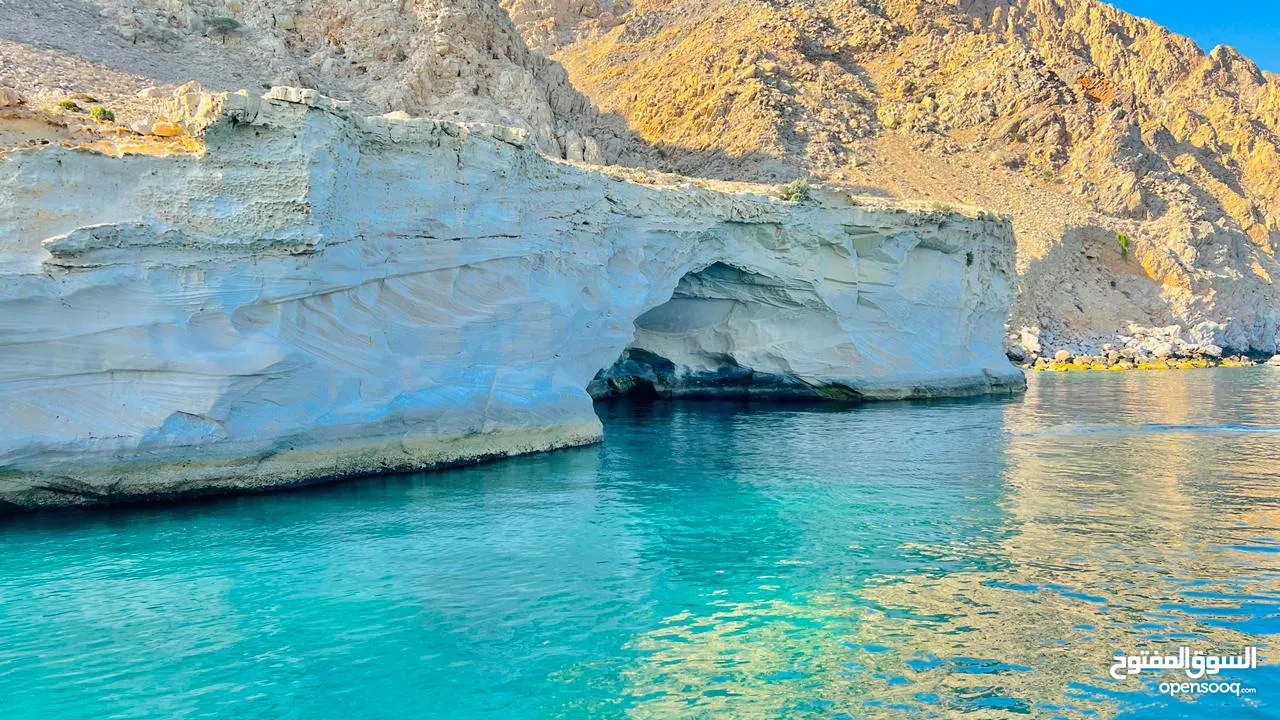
left=778, top=179, right=810, bottom=203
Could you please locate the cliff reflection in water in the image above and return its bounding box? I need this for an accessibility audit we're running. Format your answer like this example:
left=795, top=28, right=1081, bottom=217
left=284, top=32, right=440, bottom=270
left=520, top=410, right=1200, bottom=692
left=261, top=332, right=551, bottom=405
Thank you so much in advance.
left=612, top=370, right=1280, bottom=719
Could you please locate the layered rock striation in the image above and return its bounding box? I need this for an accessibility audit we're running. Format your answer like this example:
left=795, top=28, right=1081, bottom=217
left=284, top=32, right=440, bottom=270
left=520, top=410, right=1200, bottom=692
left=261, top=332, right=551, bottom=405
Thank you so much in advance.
left=0, top=88, right=1021, bottom=509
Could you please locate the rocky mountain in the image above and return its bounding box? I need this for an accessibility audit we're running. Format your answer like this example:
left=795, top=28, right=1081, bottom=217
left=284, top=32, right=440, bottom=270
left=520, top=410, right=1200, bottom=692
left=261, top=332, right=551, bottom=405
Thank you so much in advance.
left=504, top=0, right=1280, bottom=354
left=2, top=0, right=646, bottom=164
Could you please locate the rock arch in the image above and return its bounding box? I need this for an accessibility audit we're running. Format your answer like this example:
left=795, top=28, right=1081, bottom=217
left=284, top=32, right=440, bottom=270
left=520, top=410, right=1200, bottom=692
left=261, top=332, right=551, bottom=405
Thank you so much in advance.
left=590, top=262, right=860, bottom=400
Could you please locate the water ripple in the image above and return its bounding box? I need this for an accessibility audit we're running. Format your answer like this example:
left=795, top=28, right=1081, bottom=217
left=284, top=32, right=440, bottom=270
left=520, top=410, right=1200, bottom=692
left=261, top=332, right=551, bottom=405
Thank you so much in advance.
left=2, top=369, right=1279, bottom=718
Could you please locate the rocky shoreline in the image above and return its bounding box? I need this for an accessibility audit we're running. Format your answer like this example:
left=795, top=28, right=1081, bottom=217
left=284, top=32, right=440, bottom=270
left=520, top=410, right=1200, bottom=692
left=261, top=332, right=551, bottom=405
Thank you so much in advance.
left=1009, top=322, right=1280, bottom=372
left=1021, top=350, right=1266, bottom=373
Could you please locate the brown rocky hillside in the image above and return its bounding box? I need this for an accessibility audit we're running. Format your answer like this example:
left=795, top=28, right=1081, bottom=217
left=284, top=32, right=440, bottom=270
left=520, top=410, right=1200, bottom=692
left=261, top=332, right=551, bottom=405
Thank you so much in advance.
left=506, top=0, right=1280, bottom=354
left=0, top=0, right=650, bottom=165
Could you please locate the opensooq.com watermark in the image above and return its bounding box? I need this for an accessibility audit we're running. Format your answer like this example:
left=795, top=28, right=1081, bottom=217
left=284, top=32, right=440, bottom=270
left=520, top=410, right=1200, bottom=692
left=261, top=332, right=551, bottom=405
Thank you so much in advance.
left=1109, top=646, right=1261, bottom=697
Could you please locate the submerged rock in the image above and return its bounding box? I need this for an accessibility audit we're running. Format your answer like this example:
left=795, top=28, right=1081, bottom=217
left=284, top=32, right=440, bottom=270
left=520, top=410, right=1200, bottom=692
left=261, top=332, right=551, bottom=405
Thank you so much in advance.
left=0, top=88, right=1023, bottom=509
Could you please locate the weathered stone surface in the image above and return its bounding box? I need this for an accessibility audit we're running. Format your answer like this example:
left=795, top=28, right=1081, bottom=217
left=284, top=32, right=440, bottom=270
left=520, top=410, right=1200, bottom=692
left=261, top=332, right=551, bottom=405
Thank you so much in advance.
left=0, top=89, right=1022, bottom=509
left=508, top=0, right=1280, bottom=355
left=78, top=0, right=645, bottom=166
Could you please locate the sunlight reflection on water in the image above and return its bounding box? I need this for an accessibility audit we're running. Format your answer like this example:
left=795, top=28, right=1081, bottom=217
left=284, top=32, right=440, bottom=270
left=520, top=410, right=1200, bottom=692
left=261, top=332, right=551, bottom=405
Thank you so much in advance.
left=1, top=368, right=1278, bottom=719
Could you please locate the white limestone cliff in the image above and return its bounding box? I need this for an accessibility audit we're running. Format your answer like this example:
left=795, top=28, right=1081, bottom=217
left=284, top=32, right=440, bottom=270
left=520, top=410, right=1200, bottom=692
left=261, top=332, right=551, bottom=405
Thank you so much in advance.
left=0, top=88, right=1022, bottom=509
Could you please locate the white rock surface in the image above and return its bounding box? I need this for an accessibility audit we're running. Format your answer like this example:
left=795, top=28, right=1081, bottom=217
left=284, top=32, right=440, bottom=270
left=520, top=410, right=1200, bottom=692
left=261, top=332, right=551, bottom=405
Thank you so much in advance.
left=0, top=88, right=1022, bottom=509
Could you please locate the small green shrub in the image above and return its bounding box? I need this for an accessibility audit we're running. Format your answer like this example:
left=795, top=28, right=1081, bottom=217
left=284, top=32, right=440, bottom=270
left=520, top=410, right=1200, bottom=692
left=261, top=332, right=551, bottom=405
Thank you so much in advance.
left=778, top=178, right=810, bottom=203
left=927, top=200, right=956, bottom=214
left=89, top=105, right=115, bottom=122
left=965, top=251, right=974, bottom=267
left=206, top=17, right=243, bottom=43
left=57, top=99, right=82, bottom=112
left=1117, top=232, right=1131, bottom=261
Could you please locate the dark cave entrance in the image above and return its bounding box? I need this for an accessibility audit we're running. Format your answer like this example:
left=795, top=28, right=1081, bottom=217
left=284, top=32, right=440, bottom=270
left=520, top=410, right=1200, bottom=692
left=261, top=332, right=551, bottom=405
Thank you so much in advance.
left=588, top=263, right=854, bottom=403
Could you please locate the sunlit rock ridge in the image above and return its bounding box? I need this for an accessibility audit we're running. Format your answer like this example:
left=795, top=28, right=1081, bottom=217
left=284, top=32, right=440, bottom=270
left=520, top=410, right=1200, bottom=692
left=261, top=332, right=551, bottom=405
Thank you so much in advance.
left=0, top=88, right=1021, bottom=509
left=506, top=0, right=1280, bottom=355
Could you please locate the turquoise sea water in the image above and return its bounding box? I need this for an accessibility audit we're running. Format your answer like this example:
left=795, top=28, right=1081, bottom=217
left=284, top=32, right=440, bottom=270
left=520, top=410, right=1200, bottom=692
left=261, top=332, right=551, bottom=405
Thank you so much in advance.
left=3, top=369, right=1280, bottom=719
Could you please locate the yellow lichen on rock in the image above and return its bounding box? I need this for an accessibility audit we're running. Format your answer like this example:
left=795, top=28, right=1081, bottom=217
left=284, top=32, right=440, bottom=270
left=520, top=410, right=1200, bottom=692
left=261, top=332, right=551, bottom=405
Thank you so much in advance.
left=77, top=134, right=203, bottom=157
left=150, top=121, right=183, bottom=137
left=1029, top=352, right=1239, bottom=372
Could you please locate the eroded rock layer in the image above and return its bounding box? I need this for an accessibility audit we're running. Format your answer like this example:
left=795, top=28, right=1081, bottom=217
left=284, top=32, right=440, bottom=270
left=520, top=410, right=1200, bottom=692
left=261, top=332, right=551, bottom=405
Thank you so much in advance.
left=0, top=88, right=1021, bottom=509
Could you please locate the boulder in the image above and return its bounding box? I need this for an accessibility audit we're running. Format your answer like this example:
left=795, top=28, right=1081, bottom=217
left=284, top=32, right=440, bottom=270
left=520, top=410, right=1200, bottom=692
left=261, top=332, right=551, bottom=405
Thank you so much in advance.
left=1019, top=327, right=1042, bottom=355
left=1189, top=321, right=1228, bottom=347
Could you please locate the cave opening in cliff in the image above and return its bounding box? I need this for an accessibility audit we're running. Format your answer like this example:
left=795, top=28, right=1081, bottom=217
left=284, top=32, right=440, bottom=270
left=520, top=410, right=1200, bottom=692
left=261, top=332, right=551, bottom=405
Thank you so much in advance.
left=589, top=262, right=846, bottom=403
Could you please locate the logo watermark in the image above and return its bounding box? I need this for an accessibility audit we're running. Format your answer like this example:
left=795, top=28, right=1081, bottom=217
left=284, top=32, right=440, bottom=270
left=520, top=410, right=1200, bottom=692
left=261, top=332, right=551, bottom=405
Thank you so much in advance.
left=1156, top=680, right=1255, bottom=697
left=1109, top=646, right=1261, bottom=697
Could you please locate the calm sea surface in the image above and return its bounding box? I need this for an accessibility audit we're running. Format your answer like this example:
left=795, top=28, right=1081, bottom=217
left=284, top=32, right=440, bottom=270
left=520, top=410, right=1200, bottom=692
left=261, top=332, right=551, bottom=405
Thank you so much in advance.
left=3, top=369, right=1280, bottom=719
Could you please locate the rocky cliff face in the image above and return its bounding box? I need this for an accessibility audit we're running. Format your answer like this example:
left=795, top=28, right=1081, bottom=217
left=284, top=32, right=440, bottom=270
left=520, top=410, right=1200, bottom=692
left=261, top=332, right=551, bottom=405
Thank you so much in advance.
left=7, top=0, right=1276, bottom=356
left=0, top=88, right=1021, bottom=509
left=509, top=0, right=1280, bottom=355
left=5, top=0, right=644, bottom=165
